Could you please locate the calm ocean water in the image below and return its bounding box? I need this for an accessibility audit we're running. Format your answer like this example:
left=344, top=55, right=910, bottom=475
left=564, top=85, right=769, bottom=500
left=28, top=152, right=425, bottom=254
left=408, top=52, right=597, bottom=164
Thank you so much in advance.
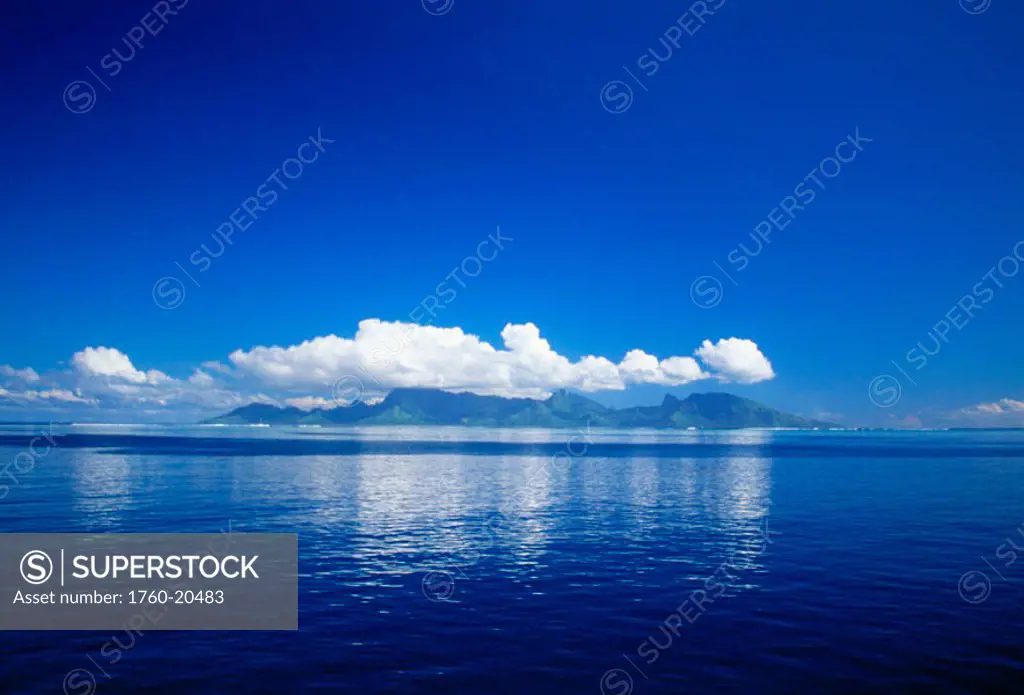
left=1, top=425, right=1023, bottom=694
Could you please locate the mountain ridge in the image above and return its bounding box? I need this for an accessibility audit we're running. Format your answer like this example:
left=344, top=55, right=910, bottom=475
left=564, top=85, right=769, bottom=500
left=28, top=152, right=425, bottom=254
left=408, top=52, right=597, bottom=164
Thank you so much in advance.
left=206, top=389, right=835, bottom=429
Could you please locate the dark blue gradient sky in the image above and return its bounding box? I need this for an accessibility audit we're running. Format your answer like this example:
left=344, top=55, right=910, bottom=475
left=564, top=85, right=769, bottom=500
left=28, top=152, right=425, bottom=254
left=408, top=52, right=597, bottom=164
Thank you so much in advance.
left=0, top=0, right=1022, bottom=425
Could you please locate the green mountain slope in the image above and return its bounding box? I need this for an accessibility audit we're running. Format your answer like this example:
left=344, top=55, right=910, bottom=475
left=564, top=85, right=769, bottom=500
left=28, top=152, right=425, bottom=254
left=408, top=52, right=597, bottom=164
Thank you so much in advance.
left=205, top=389, right=834, bottom=429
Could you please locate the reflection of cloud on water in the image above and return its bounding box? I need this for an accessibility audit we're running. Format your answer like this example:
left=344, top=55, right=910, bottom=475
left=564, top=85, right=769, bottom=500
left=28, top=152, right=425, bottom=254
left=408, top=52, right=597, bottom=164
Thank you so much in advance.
left=709, top=429, right=772, bottom=446
left=488, top=455, right=556, bottom=573
left=323, top=451, right=561, bottom=578
left=350, top=453, right=485, bottom=575
left=70, top=449, right=133, bottom=529
left=576, top=452, right=771, bottom=538
left=288, top=429, right=776, bottom=585
left=700, top=455, right=772, bottom=521
left=628, top=458, right=660, bottom=510
left=288, top=455, right=358, bottom=532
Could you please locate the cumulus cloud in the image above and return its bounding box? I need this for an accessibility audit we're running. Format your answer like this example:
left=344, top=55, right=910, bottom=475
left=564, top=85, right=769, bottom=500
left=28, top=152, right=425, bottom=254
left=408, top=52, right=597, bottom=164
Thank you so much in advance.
left=4, top=320, right=778, bottom=415
left=948, top=398, right=1024, bottom=428
left=0, top=387, right=97, bottom=405
left=0, top=365, right=40, bottom=382
left=229, top=319, right=773, bottom=399
left=188, top=370, right=216, bottom=388
left=619, top=350, right=707, bottom=386
left=72, top=347, right=170, bottom=385
left=284, top=396, right=343, bottom=411
left=694, top=338, right=775, bottom=384
left=55, top=348, right=243, bottom=412
left=965, top=398, right=1024, bottom=415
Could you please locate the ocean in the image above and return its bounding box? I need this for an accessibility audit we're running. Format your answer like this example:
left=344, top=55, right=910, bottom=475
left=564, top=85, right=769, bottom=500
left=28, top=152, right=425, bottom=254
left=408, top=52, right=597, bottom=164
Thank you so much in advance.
left=1, top=425, right=1022, bottom=694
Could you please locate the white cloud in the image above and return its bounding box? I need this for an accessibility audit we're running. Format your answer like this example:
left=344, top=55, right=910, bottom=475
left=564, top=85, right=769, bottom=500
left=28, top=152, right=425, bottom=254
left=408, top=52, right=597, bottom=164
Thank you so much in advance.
left=188, top=370, right=215, bottom=387
left=6, top=320, right=778, bottom=414
left=72, top=346, right=169, bottom=385
left=284, top=396, right=342, bottom=411
left=247, top=393, right=283, bottom=406
left=0, top=365, right=40, bottom=382
left=950, top=398, right=1024, bottom=428
left=693, top=338, right=775, bottom=384
left=72, top=346, right=143, bottom=382
left=0, top=387, right=97, bottom=405
left=58, top=348, right=244, bottom=411
left=146, top=370, right=173, bottom=384
left=965, top=398, right=1024, bottom=415
left=39, top=389, right=97, bottom=404
left=229, top=319, right=773, bottom=399
left=619, top=349, right=708, bottom=386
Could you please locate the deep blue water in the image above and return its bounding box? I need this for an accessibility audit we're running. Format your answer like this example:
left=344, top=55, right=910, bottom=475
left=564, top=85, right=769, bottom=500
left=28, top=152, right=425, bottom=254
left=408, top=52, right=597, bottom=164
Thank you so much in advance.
left=1, top=425, right=1023, bottom=694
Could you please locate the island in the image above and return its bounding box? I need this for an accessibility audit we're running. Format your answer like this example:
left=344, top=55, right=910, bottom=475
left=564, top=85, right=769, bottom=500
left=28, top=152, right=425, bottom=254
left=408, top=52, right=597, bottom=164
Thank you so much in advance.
left=206, top=389, right=835, bottom=429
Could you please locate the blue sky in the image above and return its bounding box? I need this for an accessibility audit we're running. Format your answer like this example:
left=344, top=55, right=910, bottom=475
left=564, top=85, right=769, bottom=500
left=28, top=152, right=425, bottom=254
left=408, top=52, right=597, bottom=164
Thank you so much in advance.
left=1, top=0, right=1022, bottom=426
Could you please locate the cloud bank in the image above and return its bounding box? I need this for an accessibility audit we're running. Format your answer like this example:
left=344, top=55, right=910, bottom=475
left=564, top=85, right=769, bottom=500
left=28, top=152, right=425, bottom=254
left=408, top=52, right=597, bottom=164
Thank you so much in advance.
left=0, top=365, right=39, bottom=383
left=940, top=397, right=1024, bottom=428
left=228, top=320, right=774, bottom=399
left=0, top=320, right=776, bottom=416
left=963, top=398, right=1024, bottom=416
left=72, top=346, right=170, bottom=385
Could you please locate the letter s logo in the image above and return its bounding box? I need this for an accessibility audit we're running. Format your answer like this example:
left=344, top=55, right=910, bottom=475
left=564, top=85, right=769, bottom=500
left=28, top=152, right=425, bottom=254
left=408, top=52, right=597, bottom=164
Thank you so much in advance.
left=152, top=277, right=186, bottom=310
left=20, top=550, right=53, bottom=585
left=868, top=375, right=901, bottom=408
left=600, top=81, right=633, bottom=114
left=599, top=669, right=634, bottom=695
left=690, top=275, right=724, bottom=309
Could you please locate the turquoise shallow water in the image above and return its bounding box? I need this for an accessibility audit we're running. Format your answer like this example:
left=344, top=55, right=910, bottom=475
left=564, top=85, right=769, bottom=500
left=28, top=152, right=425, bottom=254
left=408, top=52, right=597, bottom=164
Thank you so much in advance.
left=1, top=426, right=1023, bottom=694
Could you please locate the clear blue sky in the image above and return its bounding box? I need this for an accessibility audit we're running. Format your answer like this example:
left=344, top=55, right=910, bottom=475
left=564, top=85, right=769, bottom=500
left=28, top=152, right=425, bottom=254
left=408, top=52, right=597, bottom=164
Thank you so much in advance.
left=1, top=0, right=1022, bottom=426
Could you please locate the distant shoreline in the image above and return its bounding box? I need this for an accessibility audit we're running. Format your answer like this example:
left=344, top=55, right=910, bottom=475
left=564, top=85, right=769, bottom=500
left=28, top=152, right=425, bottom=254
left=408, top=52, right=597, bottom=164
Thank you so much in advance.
left=2, top=421, right=1023, bottom=432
